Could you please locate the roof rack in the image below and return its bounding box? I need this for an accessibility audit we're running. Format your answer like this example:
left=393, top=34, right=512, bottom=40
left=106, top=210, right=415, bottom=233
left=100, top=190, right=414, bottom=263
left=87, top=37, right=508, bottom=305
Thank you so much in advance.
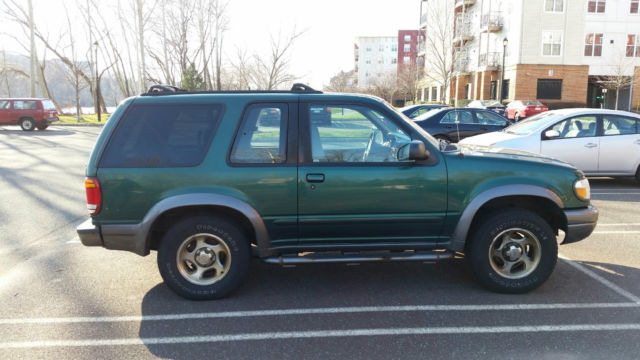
left=141, top=83, right=322, bottom=96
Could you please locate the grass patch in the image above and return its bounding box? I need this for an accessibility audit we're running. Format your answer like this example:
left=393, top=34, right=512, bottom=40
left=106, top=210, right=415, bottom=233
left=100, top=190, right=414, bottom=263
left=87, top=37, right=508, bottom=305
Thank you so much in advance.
left=58, top=114, right=111, bottom=124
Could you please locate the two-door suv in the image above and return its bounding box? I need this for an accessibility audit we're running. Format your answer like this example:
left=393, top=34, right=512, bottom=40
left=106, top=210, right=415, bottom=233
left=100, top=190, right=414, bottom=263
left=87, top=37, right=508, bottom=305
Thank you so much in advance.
left=0, top=98, right=59, bottom=130
left=77, top=84, right=598, bottom=300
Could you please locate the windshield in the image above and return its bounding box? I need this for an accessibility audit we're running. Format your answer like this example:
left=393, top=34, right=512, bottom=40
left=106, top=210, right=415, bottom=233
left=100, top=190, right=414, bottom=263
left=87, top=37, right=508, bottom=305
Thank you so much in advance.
left=413, top=108, right=448, bottom=121
left=504, top=111, right=560, bottom=135
left=42, top=100, right=56, bottom=110
left=522, top=100, right=543, bottom=106
left=387, top=102, right=440, bottom=148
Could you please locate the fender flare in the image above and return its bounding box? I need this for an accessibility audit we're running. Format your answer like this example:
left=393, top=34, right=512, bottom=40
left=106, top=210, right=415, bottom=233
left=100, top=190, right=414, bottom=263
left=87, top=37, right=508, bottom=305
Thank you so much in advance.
left=141, top=193, right=271, bottom=256
left=449, top=184, right=564, bottom=252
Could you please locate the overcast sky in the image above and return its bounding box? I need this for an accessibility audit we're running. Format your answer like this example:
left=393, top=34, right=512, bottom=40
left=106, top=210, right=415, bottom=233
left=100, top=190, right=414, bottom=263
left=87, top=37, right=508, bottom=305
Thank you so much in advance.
left=0, top=0, right=422, bottom=89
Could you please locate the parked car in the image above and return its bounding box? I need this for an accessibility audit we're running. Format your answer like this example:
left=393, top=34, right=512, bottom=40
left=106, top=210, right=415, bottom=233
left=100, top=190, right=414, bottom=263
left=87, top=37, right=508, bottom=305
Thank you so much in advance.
left=0, top=98, right=59, bottom=131
left=412, top=107, right=512, bottom=144
left=77, top=84, right=597, bottom=299
left=399, top=104, right=448, bottom=118
left=466, top=100, right=506, bottom=116
left=459, top=108, right=640, bottom=181
left=506, top=100, right=548, bottom=121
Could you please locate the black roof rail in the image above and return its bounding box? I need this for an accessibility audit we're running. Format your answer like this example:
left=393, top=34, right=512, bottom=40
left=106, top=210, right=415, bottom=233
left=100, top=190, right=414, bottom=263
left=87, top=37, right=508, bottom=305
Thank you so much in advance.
left=141, top=83, right=322, bottom=96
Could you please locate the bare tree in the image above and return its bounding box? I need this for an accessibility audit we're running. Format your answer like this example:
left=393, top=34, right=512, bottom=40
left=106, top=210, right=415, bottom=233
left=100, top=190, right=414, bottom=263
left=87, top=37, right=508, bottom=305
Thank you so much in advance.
left=422, top=0, right=454, bottom=104
left=595, top=54, right=637, bottom=110
left=366, top=71, right=399, bottom=103
left=251, top=28, right=306, bottom=90
left=397, top=63, right=424, bottom=103
left=323, top=70, right=356, bottom=92
left=62, top=3, right=88, bottom=120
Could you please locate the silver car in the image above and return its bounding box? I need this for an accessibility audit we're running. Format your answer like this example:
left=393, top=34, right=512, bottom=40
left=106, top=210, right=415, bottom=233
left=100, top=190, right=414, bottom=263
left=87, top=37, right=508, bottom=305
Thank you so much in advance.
left=459, top=108, right=640, bottom=181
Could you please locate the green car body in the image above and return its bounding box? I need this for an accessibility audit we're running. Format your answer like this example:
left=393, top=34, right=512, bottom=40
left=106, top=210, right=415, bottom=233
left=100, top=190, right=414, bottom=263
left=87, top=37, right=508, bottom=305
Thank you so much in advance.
left=77, top=86, right=597, bottom=298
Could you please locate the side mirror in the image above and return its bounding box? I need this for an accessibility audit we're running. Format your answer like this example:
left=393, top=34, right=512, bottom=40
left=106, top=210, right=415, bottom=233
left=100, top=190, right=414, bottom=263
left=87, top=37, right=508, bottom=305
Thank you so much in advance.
left=544, top=130, right=560, bottom=139
left=398, top=140, right=430, bottom=161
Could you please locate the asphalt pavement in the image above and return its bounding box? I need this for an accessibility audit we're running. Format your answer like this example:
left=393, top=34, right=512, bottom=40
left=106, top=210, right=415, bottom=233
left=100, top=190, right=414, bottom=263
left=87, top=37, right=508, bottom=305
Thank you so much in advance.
left=0, top=125, right=639, bottom=359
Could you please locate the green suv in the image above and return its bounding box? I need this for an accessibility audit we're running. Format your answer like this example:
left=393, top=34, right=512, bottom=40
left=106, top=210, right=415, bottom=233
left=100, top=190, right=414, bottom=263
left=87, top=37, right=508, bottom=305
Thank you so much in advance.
left=77, top=84, right=598, bottom=299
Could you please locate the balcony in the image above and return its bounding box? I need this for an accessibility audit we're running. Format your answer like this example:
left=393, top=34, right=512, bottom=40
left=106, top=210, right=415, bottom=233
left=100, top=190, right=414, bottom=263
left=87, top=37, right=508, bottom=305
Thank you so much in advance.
left=455, top=0, right=476, bottom=9
left=478, top=52, right=500, bottom=70
left=481, top=13, right=503, bottom=32
left=453, top=57, right=471, bottom=75
left=453, top=22, right=474, bottom=44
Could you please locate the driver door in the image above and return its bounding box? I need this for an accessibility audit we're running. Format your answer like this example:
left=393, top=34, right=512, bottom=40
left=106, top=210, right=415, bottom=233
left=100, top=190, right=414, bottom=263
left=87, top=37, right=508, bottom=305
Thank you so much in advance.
left=297, top=102, right=448, bottom=246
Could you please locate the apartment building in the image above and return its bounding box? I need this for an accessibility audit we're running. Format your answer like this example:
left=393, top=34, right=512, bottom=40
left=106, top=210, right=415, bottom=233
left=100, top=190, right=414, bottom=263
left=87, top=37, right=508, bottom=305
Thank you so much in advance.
left=354, top=36, right=398, bottom=88
left=419, top=0, right=640, bottom=111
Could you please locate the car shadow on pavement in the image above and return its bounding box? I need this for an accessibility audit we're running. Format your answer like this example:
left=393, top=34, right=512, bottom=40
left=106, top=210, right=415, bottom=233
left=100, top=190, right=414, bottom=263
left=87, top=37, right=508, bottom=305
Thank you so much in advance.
left=137, top=257, right=640, bottom=359
left=0, top=128, right=76, bottom=136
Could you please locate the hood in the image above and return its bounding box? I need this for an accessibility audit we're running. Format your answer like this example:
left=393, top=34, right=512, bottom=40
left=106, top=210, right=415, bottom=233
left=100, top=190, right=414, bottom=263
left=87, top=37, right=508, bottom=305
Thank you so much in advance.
left=451, top=143, right=573, bottom=168
left=458, top=131, right=521, bottom=146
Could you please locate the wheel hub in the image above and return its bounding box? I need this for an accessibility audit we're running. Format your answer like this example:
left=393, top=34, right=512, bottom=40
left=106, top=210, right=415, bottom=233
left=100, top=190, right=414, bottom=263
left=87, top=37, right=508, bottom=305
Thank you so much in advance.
left=502, top=243, right=523, bottom=262
left=194, top=247, right=216, bottom=267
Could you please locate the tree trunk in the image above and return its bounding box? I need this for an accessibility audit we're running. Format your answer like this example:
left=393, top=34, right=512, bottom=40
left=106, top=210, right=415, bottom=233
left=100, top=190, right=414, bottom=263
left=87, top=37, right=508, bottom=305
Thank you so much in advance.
left=136, top=0, right=146, bottom=93
left=28, top=0, right=37, bottom=97
left=615, top=88, right=619, bottom=110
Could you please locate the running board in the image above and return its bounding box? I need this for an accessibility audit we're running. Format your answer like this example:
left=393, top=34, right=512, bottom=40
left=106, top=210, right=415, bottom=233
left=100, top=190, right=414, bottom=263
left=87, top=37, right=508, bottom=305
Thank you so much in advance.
left=263, top=250, right=454, bottom=265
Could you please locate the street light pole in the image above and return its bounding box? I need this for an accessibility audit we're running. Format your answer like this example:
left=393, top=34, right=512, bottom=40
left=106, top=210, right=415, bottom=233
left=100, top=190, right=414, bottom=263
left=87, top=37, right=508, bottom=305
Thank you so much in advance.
left=93, top=41, right=101, bottom=123
left=499, top=37, right=508, bottom=104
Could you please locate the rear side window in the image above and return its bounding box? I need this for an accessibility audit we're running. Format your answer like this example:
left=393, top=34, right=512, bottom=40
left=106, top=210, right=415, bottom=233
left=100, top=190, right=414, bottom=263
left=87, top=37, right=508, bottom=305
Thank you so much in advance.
left=230, top=103, right=288, bottom=164
left=41, top=100, right=56, bottom=110
left=100, top=104, right=223, bottom=168
left=602, top=115, right=637, bottom=136
left=0, top=100, right=9, bottom=110
left=14, top=100, right=38, bottom=110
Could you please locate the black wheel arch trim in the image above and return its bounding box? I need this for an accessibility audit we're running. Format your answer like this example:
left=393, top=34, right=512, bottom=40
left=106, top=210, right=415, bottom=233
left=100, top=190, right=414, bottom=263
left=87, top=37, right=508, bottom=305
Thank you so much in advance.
left=449, top=184, right=565, bottom=252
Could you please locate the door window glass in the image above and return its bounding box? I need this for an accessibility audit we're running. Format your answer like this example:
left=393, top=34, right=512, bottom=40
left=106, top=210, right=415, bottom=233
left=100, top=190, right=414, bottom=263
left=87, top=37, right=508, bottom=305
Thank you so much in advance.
left=230, top=104, right=288, bottom=164
left=602, top=115, right=637, bottom=136
left=550, top=115, right=597, bottom=138
left=477, top=111, right=507, bottom=126
left=309, top=105, right=411, bottom=163
left=0, top=100, right=9, bottom=110
left=14, top=101, right=37, bottom=110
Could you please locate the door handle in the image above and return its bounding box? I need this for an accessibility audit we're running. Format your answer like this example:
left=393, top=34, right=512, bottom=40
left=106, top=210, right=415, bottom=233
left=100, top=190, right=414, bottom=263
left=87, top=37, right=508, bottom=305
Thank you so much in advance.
left=306, top=173, right=325, bottom=183
left=584, top=143, right=598, bottom=148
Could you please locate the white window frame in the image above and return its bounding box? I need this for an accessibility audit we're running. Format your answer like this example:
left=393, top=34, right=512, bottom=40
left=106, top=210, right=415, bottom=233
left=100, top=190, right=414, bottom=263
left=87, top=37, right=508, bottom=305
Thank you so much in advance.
left=404, top=35, right=411, bottom=42
left=587, top=0, right=606, bottom=13
left=584, top=32, right=603, bottom=57
left=627, top=34, right=640, bottom=57
left=541, top=31, right=563, bottom=56
left=544, top=0, right=564, bottom=12
left=403, top=56, right=411, bottom=64
left=631, top=0, right=639, bottom=14
left=403, top=43, right=411, bottom=52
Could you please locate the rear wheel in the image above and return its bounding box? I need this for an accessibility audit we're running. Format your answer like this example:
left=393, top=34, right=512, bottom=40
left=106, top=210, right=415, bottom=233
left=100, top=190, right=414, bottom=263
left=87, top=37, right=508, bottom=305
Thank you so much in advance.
left=157, top=215, right=250, bottom=300
left=466, top=208, right=557, bottom=294
left=635, top=166, right=640, bottom=183
left=20, top=118, right=35, bottom=131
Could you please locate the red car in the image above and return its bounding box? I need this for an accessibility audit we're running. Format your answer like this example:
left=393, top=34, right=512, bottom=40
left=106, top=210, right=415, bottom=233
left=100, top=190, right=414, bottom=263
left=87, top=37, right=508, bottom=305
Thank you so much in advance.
left=506, top=100, right=548, bottom=121
left=0, top=98, right=59, bottom=131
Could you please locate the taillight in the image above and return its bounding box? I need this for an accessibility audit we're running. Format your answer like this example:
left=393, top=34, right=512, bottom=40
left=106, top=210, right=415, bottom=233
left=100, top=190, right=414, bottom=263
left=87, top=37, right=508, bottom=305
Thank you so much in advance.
left=85, top=177, right=101, bottom=215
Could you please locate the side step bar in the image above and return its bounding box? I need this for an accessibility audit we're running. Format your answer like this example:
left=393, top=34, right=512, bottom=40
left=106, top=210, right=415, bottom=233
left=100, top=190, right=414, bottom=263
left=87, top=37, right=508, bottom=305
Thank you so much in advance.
left=263, top=251, right=454, bottom=265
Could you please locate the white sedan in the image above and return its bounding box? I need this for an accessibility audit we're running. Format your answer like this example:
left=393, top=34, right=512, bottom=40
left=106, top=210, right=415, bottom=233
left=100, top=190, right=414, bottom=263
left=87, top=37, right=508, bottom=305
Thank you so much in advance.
left=459, top=108, right=640, bottom=180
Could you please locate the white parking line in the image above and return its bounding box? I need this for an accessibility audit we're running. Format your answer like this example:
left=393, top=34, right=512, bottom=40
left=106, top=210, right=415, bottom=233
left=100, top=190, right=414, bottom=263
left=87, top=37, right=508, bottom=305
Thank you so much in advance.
left=597, top=223, right=640, bottom=226
left=0, top=302, right=637, bottom=325
left=3, top=324, right=640, bottom=348
left=592, top=231, right=640, bottom=234
left=66, top=237, right=80, bottom=244
left=559, top=256, right=640, bottom=303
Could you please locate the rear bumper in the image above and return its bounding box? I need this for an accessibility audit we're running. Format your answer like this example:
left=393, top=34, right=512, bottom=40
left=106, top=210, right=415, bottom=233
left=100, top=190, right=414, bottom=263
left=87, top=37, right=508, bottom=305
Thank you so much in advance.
left=44, top=117, right=59, bottom=124
left=562, top=205, right=598, bottom=244
left=76, top=218, right=148, bottom=256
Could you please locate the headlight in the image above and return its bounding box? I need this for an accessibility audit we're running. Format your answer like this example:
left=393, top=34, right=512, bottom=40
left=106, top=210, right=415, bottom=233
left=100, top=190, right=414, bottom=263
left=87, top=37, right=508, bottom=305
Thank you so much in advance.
left=574, top=178, right=590, bottom=201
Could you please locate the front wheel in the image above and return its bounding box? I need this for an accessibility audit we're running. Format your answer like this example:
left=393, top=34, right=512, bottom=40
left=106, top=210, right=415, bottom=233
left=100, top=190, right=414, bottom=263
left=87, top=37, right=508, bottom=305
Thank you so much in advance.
left=157, top=215, right=250, bottom=300
left=466, top=209, right=557, bottom=294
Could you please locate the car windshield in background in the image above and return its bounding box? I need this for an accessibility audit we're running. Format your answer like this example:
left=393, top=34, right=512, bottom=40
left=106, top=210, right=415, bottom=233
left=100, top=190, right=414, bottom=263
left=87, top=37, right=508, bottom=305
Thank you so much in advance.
left=42, top=100, right=56, bottom=110
left=413, top=108, right=448, bottom=121
left=522, top=101, right=543, bottom=106
left=504, top=111, right=560, bottom=135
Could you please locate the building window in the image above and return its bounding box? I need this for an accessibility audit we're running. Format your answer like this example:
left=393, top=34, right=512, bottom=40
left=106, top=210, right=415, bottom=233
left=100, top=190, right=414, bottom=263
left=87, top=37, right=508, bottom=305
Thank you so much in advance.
left=391, top=44, right=398, bottom=51
left=587, top=0, right=605, bottom=13
left=404, top=35, right=411, bottom=42
left=627, top=34, right=640, bottom=57
left=537, top=79, right=562, bottom=99
left=431, top=87, right=437, bottom=101
left=489, top=81, right=497, bottom=100
left=366, top=59, right=371, bottom=64
left=584, top=33, right=603, bottom=56
left=403, top=56, right=411, bottom=64
left=632, top=0, right=639, bottom=13
left=366, top=46, right=371, bottom=52
left=378, top=59, right=383, bottom=64
left=391, top=58, right=397, bottom=64
left=404, top=44, right=411, bottom=52
left=545, top=0, right=564, bottom=12
left=542, top=31, right=562, bottom=56
left=501, top=79, right=510, bottom=100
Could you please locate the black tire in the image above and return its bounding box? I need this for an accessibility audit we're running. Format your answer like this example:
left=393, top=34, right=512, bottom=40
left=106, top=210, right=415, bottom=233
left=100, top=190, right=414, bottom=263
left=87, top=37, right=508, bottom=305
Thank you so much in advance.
left=20, top=118, right=35, bottom=131
left=36, top=124, right=49, bottom=130
left=514, top=114, right=520, bottom=122
left=635, top=166, right=640, bottom=183
left=466, top=208, right=557, bottom=294
left=157, top=215, right=250, bottom=300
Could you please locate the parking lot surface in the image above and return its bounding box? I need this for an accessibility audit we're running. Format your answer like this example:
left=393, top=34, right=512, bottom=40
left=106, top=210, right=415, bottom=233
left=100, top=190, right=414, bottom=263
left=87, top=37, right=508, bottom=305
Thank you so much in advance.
left=1, top=126, right=639, bottom=359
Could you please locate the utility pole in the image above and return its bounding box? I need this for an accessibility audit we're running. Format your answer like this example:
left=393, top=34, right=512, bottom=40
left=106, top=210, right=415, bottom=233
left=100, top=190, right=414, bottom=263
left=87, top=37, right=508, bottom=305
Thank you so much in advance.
left=499, top=37, right=508, bottom=104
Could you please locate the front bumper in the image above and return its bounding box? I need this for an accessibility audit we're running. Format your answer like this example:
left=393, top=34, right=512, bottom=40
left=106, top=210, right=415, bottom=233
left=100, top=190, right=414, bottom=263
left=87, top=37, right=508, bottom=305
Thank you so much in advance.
left=562, top=205, right=598, bottom=244
left=76, top=218, right=148, bottom=256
